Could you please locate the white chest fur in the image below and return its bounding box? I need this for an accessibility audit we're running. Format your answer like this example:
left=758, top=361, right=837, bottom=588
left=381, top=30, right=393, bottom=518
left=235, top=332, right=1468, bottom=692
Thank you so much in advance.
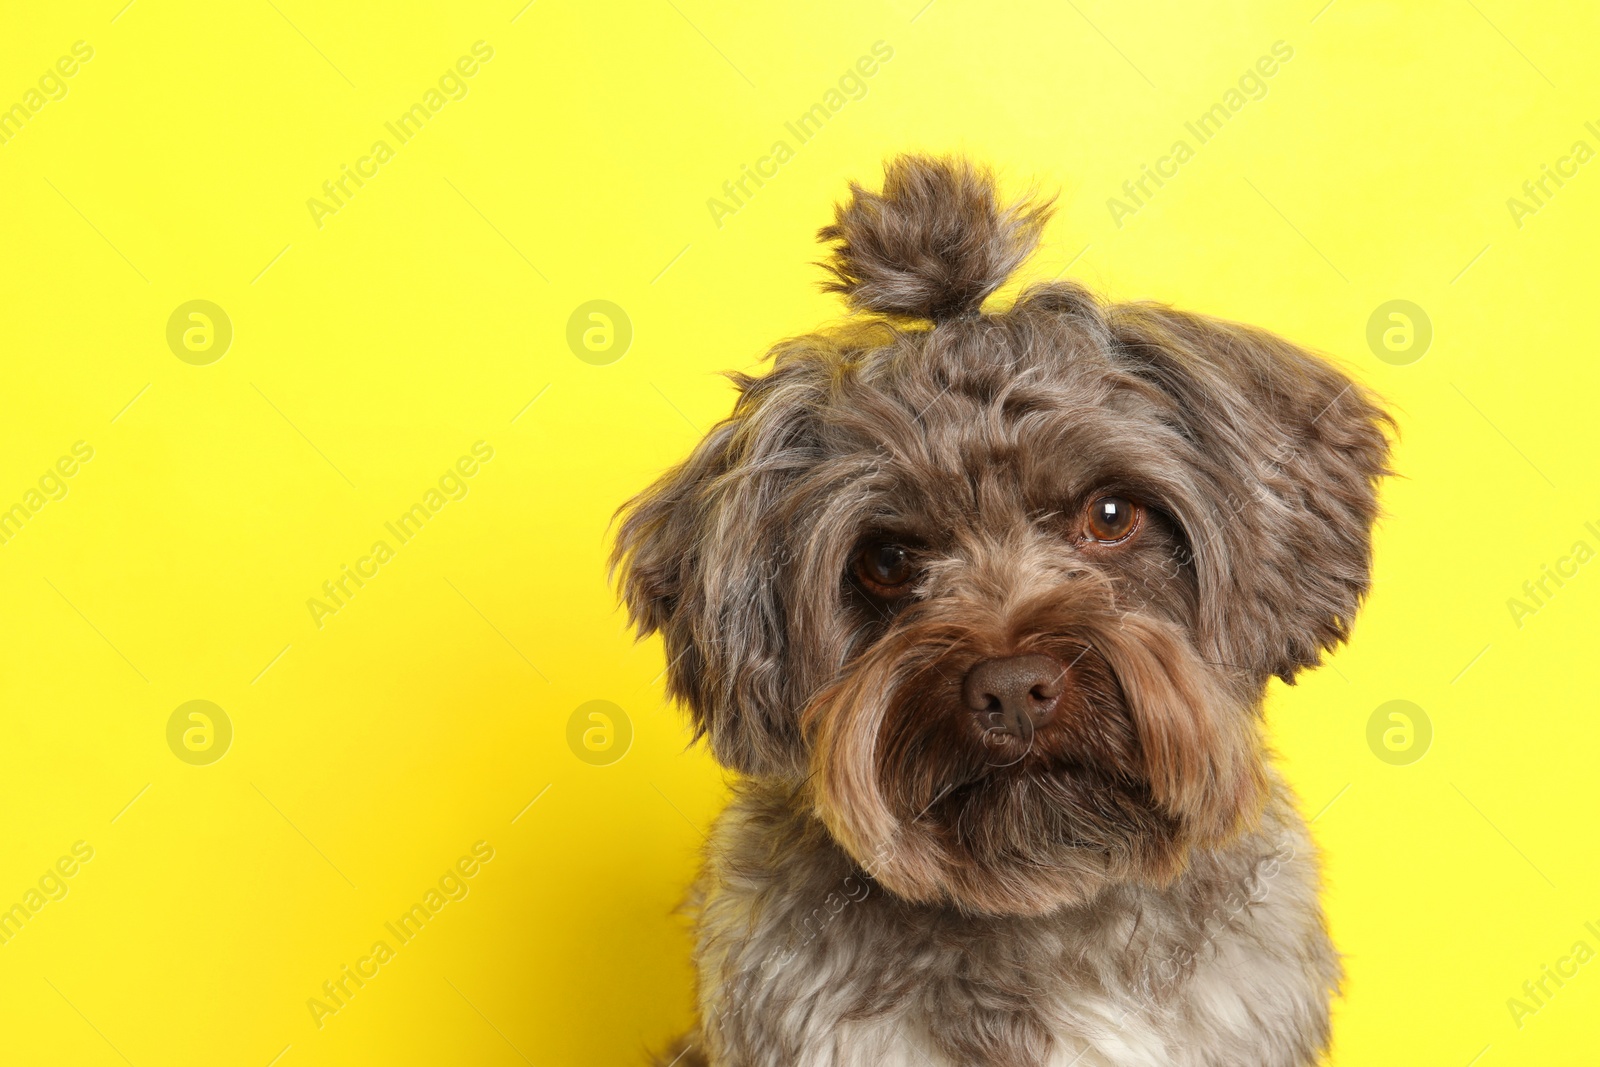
left=687, top=787, right=1338, bottom=1067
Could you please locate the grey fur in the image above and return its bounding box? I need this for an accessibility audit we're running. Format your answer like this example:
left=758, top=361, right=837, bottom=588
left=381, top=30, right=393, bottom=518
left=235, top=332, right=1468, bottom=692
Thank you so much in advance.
left=612, top=156, right=1392, bottom=1066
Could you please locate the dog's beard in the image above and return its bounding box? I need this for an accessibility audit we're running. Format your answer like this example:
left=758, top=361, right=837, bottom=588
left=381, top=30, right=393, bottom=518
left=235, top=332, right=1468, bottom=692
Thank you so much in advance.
left=804, top=586, right=1268, bottom=916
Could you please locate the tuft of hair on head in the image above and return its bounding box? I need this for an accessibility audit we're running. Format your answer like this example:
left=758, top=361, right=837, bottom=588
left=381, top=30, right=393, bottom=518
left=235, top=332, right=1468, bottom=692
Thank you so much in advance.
left=817, top=154, right=1054, bottom=323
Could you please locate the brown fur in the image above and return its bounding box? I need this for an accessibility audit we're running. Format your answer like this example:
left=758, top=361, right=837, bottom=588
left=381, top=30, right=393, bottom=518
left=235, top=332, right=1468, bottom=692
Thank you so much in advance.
left=614, top=156, right=1391, bottom=1066
left=818, top=156, right=1052, bottom=321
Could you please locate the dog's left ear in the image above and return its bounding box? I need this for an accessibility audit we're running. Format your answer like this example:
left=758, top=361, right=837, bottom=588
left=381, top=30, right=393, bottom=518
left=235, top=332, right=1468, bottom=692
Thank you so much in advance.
left=1105, top=303, right=1394, bottom=683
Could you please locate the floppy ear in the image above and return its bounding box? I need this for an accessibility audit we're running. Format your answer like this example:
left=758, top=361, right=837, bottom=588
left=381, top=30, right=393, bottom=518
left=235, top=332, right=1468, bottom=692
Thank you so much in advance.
left=610, top=356, right=828, bottom=777
left=1105, top=303, right=1394, bottom=683
left=611, top=419, right=735, bottom=640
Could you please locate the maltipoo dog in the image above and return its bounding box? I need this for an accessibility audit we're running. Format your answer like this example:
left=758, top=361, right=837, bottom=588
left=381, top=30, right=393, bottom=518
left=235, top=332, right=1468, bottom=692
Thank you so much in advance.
left=614, top=155, right=1390, bottom=1067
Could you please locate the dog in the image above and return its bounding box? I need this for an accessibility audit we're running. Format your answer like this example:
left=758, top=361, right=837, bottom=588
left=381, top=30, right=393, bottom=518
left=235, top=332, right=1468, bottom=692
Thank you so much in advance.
left=612, top=156, right=1391, bottom=1067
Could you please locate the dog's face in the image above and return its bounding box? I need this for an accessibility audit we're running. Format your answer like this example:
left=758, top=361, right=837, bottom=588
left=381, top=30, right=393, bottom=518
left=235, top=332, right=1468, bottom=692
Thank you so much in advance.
left=614, top=157, right=1390, bottom=916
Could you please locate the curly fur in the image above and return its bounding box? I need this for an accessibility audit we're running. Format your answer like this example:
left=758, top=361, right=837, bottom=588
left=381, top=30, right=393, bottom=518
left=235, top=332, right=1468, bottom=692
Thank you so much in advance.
left=613, top=156, right=1392, bottom=1066
left=817, top=156, right=1053, bottom=321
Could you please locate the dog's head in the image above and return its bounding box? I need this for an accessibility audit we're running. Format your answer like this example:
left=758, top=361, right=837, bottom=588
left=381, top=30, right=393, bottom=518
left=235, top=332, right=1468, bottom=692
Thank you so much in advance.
left=613, top=156, right=1391, bottom=916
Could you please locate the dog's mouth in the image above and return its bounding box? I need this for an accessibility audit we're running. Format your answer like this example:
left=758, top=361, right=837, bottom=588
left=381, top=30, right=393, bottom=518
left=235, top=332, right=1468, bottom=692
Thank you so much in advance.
left=929, top=762, right=1173, bottom=854
left=804, top=593, right=1266, bottom=914
left=882, top=645, right=1178, bottom=870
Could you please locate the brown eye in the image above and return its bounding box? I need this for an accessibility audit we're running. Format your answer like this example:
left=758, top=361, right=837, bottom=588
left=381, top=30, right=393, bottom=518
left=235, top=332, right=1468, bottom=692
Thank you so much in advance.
left=1085, top=496, right=1141, bottom=543
left=853, top=542, right=916, bottom=595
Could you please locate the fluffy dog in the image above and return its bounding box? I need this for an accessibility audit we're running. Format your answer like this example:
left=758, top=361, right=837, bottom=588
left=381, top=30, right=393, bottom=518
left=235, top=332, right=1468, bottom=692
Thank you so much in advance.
left=613, top=156, right=1391, bottom=1067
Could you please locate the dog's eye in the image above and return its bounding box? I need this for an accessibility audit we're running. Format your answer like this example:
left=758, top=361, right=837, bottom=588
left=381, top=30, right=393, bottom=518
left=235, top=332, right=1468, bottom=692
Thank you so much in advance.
left=853, top=542, right=916, bottom=595
left=1085, top=496, right=1141, bottom=543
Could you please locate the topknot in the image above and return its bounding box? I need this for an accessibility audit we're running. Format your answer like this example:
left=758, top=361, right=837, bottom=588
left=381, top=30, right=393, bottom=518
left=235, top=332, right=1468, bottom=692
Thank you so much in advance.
left=817, top=155, right=1053, bottom=322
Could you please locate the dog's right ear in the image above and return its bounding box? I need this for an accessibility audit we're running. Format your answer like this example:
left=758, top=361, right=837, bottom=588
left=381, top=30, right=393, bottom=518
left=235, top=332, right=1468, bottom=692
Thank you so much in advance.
left=610, top=355, right=828, bottom=777
left=611, top=419, right=736, bottom=641
left=610, top=418, right=739, bottom=756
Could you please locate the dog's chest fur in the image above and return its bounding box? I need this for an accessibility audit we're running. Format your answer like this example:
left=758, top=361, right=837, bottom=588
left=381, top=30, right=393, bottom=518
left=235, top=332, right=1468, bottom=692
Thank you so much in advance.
left=690, top=782, right=1338, bottom=1067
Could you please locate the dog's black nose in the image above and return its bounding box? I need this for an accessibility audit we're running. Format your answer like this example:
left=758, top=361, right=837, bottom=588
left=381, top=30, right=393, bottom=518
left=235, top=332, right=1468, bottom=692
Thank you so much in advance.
left=963, top=654, right=1064, bottom=736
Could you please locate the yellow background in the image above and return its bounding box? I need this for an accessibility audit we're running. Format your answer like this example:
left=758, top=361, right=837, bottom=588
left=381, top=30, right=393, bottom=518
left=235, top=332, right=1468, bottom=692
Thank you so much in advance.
left=1, top=1, right=1596, bottom=1064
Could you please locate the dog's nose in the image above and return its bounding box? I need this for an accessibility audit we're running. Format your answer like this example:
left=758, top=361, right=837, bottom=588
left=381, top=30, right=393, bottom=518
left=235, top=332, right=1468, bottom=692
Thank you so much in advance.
left=963, top=654, right=1065, bottom=736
